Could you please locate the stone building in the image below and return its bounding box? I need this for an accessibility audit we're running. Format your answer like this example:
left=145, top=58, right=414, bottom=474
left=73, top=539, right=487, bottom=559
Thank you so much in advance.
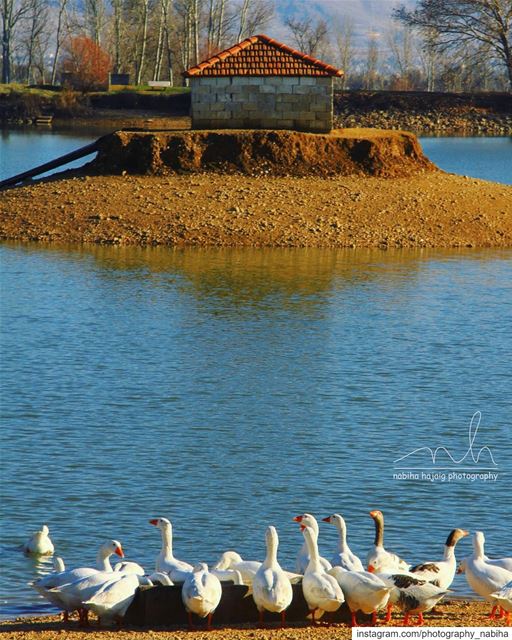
left=184, top=34, right=343, bottom=133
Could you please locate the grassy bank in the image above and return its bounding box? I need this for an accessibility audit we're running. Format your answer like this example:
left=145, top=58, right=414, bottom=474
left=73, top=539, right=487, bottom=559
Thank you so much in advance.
left=0, top=84, right=190, bottom=124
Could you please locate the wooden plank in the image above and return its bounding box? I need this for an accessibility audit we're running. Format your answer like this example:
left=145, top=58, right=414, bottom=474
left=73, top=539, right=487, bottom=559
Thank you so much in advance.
left=0, top=140, right=101, bottom=190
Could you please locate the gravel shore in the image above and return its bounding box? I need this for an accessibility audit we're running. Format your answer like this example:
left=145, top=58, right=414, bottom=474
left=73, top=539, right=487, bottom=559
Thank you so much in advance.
left=0, top=600, right=506, bottom=640
left=1, top=171, right=511, bottom=248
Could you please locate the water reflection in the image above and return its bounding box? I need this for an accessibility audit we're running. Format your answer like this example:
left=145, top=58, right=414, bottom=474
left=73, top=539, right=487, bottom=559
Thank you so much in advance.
left=0, top=243, right=511, bottom=618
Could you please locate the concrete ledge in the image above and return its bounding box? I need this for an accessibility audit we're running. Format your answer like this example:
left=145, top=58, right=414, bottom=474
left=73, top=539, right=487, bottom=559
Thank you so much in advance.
left=124, top=583, right=365, bottom=628
left=92, top=128, right=437, bottom=178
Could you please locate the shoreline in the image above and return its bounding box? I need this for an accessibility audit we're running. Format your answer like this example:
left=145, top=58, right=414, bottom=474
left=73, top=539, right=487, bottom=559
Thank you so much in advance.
left=0, top=600, right=507, bottom=639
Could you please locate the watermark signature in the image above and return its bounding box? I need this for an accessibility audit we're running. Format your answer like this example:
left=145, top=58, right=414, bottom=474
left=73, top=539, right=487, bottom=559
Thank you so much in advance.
left=392, top=412, right=501, bottom=483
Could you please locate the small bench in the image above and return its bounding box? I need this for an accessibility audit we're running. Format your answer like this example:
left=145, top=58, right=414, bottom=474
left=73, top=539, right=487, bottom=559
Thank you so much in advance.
left=148, top=81, right=171, bottom=90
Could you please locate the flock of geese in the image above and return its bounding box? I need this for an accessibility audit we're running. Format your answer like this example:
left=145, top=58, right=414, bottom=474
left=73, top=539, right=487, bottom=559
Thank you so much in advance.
left=25, top=511, right=512, bottom=628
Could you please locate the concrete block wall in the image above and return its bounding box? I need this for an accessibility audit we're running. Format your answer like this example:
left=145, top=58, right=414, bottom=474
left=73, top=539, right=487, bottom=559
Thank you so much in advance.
left=190, top=76, right=333, bottom=132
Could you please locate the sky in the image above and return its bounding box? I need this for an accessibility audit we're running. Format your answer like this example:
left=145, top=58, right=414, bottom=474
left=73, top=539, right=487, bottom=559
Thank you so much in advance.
left=269, top=0, right=414, bottom=55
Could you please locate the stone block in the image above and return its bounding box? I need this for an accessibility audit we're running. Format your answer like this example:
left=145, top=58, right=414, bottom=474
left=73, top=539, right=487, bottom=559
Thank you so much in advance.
left=259, top=84, right=277, bottom=93
left=298, top=77, right=317, bottom=86
left=275, top=119, right=294, bottom=128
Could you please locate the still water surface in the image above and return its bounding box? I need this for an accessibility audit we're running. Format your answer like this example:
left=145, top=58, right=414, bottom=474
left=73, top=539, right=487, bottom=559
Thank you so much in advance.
left=1, top=245, right=511, bottom=618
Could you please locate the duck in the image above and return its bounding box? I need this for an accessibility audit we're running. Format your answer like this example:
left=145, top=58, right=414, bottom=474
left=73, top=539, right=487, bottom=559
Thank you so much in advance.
left=490, top=581, right=512, bottom=626
left=293, top=514, right=332, bottom=574
left=32, top=540, right=124, bottom=622
left=329, top=566, right=392, bottom=627
left=367, top=510, right=410, bottom=574
left=23, top=524, right=54, bottom=555
left=252, top=526, right=293, bottom=626
left=149, top=517, right=193, bottom=582
left=323, top=513, right=364, bottom=571
left=181, top=563, right=222, bottom=629
left=410, top=528, right=469, bottom=589
left=382, top=573, right=449, bottom=626
left=463, top=531, right=512, bottom=619
left=300, top=524, right=344, bottom=622
left=82, top=572, right=140, bottom=626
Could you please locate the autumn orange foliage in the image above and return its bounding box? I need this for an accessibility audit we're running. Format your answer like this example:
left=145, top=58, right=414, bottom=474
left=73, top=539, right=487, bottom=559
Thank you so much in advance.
left=62, top=36, right=111, bottom=92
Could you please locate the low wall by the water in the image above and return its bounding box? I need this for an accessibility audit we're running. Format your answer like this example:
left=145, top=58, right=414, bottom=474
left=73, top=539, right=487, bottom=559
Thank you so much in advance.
left=124, top=583, right=366, bottom=627
left=92, top=128, right=437, bottom=179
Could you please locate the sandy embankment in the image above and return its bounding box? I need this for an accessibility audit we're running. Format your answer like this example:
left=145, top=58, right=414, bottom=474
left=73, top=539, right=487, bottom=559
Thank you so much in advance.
left=0, top=600, right=506, bottom=640
left=0, top=128, right=511, bottom=248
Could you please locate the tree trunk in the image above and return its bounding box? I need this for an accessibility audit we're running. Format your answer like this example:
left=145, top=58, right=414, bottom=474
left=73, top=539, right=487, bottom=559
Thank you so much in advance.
left=51, top=0, right=67, bottom=84
left=135, top=0, right=149, bottom=84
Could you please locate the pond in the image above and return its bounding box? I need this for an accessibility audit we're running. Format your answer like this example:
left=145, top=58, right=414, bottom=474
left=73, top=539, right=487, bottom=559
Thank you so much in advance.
left=0, top=244, right=511, bottom=618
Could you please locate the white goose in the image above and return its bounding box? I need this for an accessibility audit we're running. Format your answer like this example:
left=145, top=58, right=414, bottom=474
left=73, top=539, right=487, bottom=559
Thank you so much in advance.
left=410, top=528, right=469, bottom=590
left=82, top=572, right=140, bottom=625
left=212, top=550, right=302, bottom=589
left=181, top=563, right=222, bottom=629
left=213, top=551, right=261, bottom=586
left=23, top=525, right=54, bottom=555
left=301, top=524, right=344, bottom=622
left=114, top=561, right=145, bottom=576
left=149, top=517, right=193, bottom=582
left=293, top=514, right=332, bottom=574
left=48, top=570, right=128, bottom=624
left=323, top=513, right=364, bottom=571
left=464, top=531, right=512, bottom=619
left=367, top=510, right=409, bottom=574
left=490, top=580, right=512, bottom=626
left=329, top=566, right=392, bottom=627
left=32, top=540, right=124, bottom=622
left=252, top=526, right=293, bottom=626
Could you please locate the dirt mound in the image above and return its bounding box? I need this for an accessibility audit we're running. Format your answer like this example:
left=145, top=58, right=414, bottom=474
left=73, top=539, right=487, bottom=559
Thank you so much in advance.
left=92, top=128, right=436, bottom=178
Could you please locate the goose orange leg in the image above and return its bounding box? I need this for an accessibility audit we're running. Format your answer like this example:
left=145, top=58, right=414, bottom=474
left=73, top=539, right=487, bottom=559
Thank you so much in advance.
left=207, top=613, right=213, bottom=630
left=403, top=613, right=411, bottom=626
left=385, top=603, right=393, bottom=623
left=280, top=610, right=286, bottom=628
left=372, top=611, right=378, bottom=626
left=416, top=613, right=424, bottom=626
left=350, top=611, right=359, bottom=627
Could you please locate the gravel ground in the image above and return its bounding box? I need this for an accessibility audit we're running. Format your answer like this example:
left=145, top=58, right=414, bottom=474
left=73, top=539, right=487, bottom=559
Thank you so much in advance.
left=1, top=171, right=511, bottom=248
left=0, top=600, right=507, bottom=640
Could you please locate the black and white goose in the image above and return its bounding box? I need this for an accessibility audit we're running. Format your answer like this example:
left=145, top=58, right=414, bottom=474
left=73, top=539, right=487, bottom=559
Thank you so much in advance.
left=411, top=528, right=469, bottom=590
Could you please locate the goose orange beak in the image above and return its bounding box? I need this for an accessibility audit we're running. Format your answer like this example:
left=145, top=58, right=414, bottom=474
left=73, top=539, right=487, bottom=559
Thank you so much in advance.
left=293, top=515, right=303, bottom=522
left=115, top=546, right=124, bottom=558
left=367, top=565, right=375, bottom=573
left=322, top=516, right=331, bottom=523
left=149, top=519, right=158, bottom=526
left=369, top=510, right=380, bottom=518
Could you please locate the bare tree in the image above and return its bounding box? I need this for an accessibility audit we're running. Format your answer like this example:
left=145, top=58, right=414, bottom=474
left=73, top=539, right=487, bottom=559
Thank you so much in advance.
left=84, top=0, right=105, bottom=45
left=394, top=0, right=512, bottom=91
left=50, top=0, right=69, bottom=83
left=134, top=0, right=149, bottom=83
left=285, top=15, right=329, bottom=56
left=364, top=35, right=380, bottom=89
left=21, top=0, right=47, bottom=82
left=238, top=0, right=272, bottom=39
left=1, top=0, right=32, bottom=82
left=387, top=25, right=414, bottom=89
left=334, top=16, right=353, bottom=89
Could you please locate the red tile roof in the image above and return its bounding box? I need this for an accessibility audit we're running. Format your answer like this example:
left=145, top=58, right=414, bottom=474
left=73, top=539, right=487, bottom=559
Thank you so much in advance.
left=184, top=34, right=343, bottom=78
